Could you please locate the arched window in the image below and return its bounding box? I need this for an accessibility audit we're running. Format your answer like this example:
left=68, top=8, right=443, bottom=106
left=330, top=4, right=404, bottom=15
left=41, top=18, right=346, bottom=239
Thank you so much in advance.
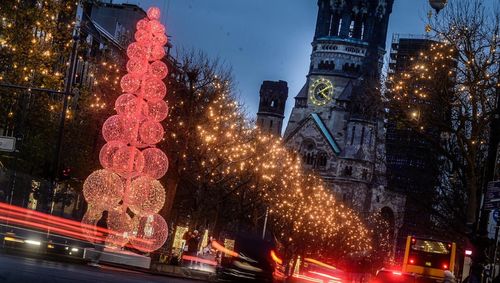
left=351, top=126, right=356, bottom=145
left=317, top=152, right=327, bottom=167
left=301, top=140, right=317, bottom=166
left=343, top=166, right=353, bottom=176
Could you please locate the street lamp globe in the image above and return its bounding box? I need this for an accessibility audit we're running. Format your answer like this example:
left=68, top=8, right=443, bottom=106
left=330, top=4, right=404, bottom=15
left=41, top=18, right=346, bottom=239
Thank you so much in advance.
left=429, top=0, right=448, bottom=14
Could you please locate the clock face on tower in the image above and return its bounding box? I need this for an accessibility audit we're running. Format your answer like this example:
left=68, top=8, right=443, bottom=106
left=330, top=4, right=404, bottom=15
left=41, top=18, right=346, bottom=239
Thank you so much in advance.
left=309, top=78, right=334, bottom=106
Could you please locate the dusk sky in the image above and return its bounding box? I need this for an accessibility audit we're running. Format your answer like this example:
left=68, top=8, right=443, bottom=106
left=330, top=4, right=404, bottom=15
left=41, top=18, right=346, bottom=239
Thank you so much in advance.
left=117, top=0, right=493, bottom=125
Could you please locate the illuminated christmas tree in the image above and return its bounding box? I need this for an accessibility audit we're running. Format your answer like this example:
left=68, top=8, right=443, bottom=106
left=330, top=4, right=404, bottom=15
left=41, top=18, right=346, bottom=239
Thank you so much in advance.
left=81, top=7, right=169, bottom=253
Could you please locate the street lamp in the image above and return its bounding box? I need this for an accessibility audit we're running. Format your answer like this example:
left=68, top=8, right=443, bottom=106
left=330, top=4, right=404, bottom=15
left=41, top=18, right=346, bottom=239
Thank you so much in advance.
left=429, top=0, right=448, bottom=14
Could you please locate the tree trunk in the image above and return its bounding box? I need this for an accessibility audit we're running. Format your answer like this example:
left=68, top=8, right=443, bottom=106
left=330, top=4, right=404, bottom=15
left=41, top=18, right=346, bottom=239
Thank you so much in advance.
left=466, top=171, right=478, bottom=225
left=162, top=170, right=180, bottom=222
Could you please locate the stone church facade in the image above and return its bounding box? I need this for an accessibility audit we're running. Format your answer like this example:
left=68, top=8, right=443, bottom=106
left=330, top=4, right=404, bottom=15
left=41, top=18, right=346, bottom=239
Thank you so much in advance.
left=259, top=0, right=406, bottom=247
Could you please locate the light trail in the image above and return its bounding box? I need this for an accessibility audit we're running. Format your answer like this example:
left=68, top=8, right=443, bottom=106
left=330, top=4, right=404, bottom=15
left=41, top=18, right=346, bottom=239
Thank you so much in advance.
left=211, top=240, right=238, bottom=257
left=0, top=203, right=152, bottom=246
left=181, top=255, right=218, bottom=266
left=0, top=207, right=105, bottom=237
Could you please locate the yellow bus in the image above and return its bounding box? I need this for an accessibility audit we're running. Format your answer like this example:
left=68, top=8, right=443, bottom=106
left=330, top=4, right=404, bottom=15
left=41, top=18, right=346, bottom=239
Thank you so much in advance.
left=402, top=236, right=457, bottom=279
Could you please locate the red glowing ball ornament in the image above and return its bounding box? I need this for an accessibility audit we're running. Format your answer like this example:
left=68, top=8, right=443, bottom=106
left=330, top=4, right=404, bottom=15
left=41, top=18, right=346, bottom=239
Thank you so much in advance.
left=102, top=115, right=138, bottom=143
left=128, top=176, right=166, bottom=216
left=120, top=74, right=141, bottom=93
left=139, top=120, right=164, bottom=145
left=99, top=141, right=126, bottom=169
left=81, top=6, right=170, bottom=252
left=130, top=213, right=168, bottom=252
left=115, top=93, right=145, bottom=119
left=143, top=100, right=169, bottom=122
left=111, top=146, right=145, bottom=177
left=142, top=78, right=167, bottom=102
left=83, top=170, right=124, bottom=209
left=147, top=7, right=161, bottom=21
left=141, top=148, right=169, bottom=179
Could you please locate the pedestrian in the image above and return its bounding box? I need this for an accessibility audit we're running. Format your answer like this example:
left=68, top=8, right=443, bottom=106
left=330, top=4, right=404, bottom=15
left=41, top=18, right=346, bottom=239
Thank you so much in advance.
left=443, top=270, right=456, bottom=283
left=186, top=230, right=200, bottom=268
left=203, top=236, right=215, bottom=255
left=88, top=210, right=108, bottom=267
left=187, top=230, right=200, bottom=256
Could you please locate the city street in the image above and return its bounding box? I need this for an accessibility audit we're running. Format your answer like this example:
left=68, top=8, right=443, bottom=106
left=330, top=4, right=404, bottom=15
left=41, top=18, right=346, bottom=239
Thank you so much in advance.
left=0, top=0, right=498, bottom=282
left=0, top=253, right=205, bottom=283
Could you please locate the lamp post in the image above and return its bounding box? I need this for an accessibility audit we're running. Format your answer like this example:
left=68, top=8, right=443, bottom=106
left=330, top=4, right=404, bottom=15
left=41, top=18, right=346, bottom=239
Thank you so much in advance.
left=429, top=0, right=448, bottom=14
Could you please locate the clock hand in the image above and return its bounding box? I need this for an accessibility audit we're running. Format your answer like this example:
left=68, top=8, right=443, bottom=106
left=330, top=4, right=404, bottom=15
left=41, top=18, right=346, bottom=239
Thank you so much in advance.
left=318, top=86, right=332, bottom=98
left=319, top=91, right=329, bottom=99
left=319, top=85, right=332, bottom=93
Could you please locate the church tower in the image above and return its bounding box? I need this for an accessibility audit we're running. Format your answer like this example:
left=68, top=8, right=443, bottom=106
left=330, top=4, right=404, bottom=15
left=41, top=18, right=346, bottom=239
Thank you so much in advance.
left=283, top=0, right=404, bottom=225
left=257, top=80, right=288, bottom=136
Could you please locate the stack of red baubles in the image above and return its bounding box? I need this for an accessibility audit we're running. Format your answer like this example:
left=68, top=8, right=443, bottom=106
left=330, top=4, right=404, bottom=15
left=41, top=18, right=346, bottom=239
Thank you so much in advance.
left=82, top=7, right=169, bottom=252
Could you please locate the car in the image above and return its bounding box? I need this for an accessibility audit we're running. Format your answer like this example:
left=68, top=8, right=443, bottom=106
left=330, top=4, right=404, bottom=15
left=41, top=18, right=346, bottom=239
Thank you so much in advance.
left=371, top=269, right=439, bottom=283
left=216, top=234, right=285, bottom=283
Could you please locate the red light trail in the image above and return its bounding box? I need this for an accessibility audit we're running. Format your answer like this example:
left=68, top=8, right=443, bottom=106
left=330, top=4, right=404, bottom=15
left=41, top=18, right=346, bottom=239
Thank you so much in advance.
left=0, top=202, right=152, bottom=246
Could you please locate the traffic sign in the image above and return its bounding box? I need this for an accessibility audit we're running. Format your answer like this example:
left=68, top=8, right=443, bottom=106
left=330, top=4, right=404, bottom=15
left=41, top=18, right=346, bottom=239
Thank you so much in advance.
left=484, top=181, right=500, bottom=209
left=0, top=136, right=15, bottom=152
left=494, top=210, right=500, bottom=222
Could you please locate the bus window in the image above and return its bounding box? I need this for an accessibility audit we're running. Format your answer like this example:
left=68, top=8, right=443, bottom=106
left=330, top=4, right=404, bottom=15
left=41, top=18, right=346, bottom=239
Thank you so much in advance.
left=403, top=236, right=456, bottom=279
left=409, top=239, right=452, bottom=269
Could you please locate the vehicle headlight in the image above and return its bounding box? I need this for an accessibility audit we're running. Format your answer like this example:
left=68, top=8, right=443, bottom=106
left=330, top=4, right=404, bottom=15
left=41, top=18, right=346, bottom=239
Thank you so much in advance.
left=25, top=240, right=41, bottom=246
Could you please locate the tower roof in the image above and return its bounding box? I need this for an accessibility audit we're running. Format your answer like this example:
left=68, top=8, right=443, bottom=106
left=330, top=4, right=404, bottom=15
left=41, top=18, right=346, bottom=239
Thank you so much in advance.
left=295, top=81, right=309, bottom=99
left=337, top=80, right=355, bottom=101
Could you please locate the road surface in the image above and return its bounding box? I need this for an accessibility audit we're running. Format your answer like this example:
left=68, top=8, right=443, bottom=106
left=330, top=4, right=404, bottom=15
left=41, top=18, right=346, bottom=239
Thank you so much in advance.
left=0, top=252, right=206, bottom=283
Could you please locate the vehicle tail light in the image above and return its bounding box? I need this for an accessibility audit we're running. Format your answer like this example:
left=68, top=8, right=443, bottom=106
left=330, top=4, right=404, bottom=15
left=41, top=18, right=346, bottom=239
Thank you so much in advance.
left=409, top=258, right=415, bottom=264
left=270, top=250, right=283, bottom=265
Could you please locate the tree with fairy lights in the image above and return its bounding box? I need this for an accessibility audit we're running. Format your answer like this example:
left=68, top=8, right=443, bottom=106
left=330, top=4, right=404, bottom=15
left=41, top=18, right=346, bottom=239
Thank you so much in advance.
left=0, top=0, right=76, bottom=178
left=387, top=0, right=499, bottom=234
left=157, top=51, right=266, bottom=235
left=199, top=101, right=373, bottom=267
left=0, top=1, right=129, bottom=197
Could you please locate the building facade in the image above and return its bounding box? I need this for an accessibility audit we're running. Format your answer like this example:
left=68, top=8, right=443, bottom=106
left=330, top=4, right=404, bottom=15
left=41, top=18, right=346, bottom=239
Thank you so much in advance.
left=386, top=35, right=449, bottom=257
left=282, top=0, right=405, bottom=240
left=256, top=80, right=288, bottom=135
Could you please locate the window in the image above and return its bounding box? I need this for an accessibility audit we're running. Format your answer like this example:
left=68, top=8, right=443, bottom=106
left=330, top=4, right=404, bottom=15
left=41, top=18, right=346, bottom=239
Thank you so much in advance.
left=328, top=14, right=334, bottom=36
left=351, top=126, right=356, bottom=145
left=343, top=166, right=353, bottom=176
left=337, top=19, right=342, bottom=36
left=317, top=152, right=327, bottom=167
left=306, top=153, right=315, bottom=165
left=360, top=127, right=365, bottom=145
left=269, top=120, right=273, bottom=130
left=362, top=169, right=368, bottom=180
left=270, top=100, right=275, bottom=107
left=348, top=20, right=355, bottom=38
